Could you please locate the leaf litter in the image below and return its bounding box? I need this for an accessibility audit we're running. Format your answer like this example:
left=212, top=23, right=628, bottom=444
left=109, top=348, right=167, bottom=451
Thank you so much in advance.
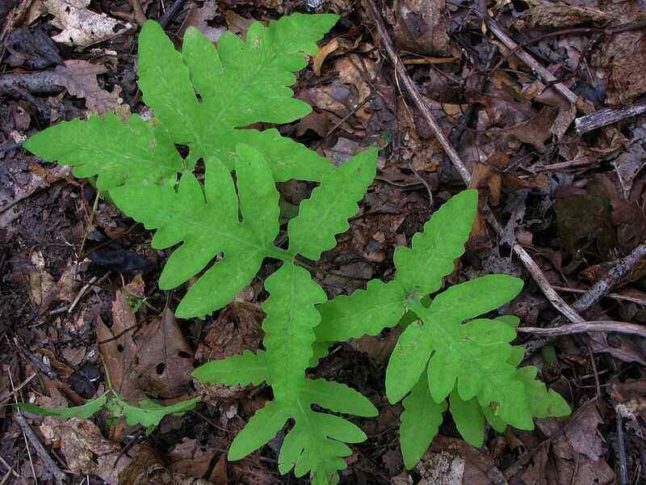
left=2, top=0, right=646, bottom=483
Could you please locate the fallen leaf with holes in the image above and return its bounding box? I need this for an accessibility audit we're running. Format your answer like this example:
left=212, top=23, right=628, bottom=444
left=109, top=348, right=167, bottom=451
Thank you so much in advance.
left=98, top=278, right=193, bottom=400
left=97, top=285, right=143, bottom=403
left=133, top=308, right=194, bottom=399
left=44, top=0, right=132, bottom=48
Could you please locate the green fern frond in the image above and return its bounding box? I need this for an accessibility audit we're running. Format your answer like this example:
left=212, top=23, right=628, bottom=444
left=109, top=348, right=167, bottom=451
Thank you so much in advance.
left=25, top=14, right=338, bottom=189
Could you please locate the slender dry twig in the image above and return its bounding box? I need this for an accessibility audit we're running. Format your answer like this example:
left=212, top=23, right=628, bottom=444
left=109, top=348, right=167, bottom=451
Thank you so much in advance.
left=518, top=321, right=646, bottom=338
left=363, top=0, right=585, bottom=324
left=478, top=10, right=594, bottom=114
left=616, top=411, right=629, bottom=485
left=572, top=243, right=646, bottom=313
left=553, top=285, right=646, bottom=306
left=575, top=98, right=646, bottom=135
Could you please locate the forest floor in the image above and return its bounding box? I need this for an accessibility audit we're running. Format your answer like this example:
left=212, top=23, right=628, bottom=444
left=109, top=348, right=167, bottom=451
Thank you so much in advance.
left=1, top=0, right=645, bottom=483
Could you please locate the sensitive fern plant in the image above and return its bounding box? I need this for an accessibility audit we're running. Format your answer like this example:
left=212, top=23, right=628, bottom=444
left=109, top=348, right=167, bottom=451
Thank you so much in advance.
left=22, top=11, right=571, bottom=485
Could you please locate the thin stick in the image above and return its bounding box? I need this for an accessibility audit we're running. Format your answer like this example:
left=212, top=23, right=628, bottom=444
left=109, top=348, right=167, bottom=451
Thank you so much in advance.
left=364, top=0, right=471, bottom=183
left=518, top=321, right=646, bottom=338
left=480, top=13, right=594, bottom=114
left=553, top=285, right=646, bottom=306
left=0, top=455, right=19, bottom=479
left=7, top=370, right=38, bottom=484
left=615, top=410, right=629, bottom=485
left=363, top=0, right=585, bottom=324
left=575, top=98, right=646, bottom=135
left=572, top=242, right=646, bottom=313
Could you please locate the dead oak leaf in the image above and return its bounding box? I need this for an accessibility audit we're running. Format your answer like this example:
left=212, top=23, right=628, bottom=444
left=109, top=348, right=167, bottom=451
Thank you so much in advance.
left=44, top=0, right=132, bottom=48
left=54, top=60, right=123, bottom=114
left=98, top=288, right=194, bottom=401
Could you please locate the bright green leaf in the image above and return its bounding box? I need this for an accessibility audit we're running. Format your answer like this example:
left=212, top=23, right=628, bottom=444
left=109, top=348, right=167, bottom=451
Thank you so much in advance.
left=302, top=379, right=378, bottom=417
left=429, top=275, right=523, bottom=323
left=315, top=279, right=407, bottom=342
left=393, top=189, right=478, bottom=295
left=262, top=262, right=327, bottom=402
left=192, top=351, right=268, bottom=386
left=229, top=400, right=291, bottom=460
left=19, top=393, right=109, bottom=420
left=386, top=320, right=433, bottom=403
left=449, top=391, right=484, bottom=447
left=400, top=377, right=445, bottom=469
left=288, top=148, right=378, bottom=260
left=23, top=114, right=183, bottom=191
left=111, top=395, right=199, bottom=428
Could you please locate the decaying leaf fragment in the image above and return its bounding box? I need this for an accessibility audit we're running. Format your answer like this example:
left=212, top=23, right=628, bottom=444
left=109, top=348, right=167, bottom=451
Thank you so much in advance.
left=44, top=0, right=132, bottom=48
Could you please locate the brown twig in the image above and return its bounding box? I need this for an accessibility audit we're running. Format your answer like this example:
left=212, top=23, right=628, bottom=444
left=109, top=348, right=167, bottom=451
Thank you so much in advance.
left=7, top=368, right=66, bottom=484
left=553, top=285, right=646, bottom=306
left=363, top=0, right=584, bottom=324
left=478, top=10, right=594, bottom=114
left=518, top=321, right=646, bottom=338
left=575, top=98, right=646, bottom=135
left=14, top=414, right=67, bottom=484
left=572, top=243, right=646, bottom=313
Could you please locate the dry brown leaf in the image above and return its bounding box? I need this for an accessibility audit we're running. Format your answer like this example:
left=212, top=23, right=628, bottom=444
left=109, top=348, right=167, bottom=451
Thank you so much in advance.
left=168, top=438, right=216, bottom=478
left=53, top=418, right=130, bottom=485
left=97, top=287, right=143, bottom=403
left=195, top=302, right=264, bottom=401
left=133, top=308, right=194, bottom=399
left=526, top=401, right=615, bottom=485
left=179, top=0, right=225, bottom=43
left=44, top=0, right=132, bottom=48
left=53, top=60, right=123, bottom=114
left=120, top=443, right=211, bottom=485
left=392, top=0, right=452, bottom=56
left=313, top=38, right=339, bottom=76
left=526, top=1, right=610, bottom=28
left=225, top=10, right=255, bottom=36
left=416, top=436, right=506, bottom=485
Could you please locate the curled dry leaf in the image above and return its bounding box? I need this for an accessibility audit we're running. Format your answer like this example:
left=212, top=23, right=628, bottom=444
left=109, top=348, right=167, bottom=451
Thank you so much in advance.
left=44, top=0, right=132, bottom=48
